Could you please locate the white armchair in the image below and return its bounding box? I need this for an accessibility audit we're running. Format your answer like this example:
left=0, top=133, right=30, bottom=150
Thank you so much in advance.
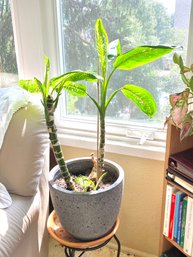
left=0, top=98, right=49, bottom=257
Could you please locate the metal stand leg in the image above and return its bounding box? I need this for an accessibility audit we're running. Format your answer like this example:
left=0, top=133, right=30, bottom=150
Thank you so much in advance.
left=64, top=247, right=85, bottom=257
left=64, top=235, right=121, bottom=257
left=114, top=235, right=121, bottom=257
left=64, top=247, right=75, bottom=257
left=77, top=251, right=86, bottom=257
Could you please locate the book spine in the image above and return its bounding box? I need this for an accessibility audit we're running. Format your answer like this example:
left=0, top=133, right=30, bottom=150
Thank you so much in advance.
left=179, top=196, right=188, bottom=247
left=177, top=201, right=183, bottom=244
left=163, top=185, right=174, bottom=237
left=168, top=193, right=176, bottom=239
left=183, top=196, right=193, bottom=255
left=173, top=192, right=186, bottom=241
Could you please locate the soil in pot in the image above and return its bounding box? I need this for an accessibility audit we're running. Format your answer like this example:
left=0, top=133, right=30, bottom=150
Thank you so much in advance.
left=54, top=167, right=117, bottom=192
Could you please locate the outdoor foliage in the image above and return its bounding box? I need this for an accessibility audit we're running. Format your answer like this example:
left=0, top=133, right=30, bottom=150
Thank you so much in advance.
left=59, top=0, right=188, bottom=122
left=0, top=0, right=17, bottom=73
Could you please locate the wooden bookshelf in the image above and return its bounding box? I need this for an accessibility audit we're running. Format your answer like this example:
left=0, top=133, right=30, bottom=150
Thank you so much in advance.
left=159, top=123, right=193, bottom=256
left=165, top=236, right=190, bottom=257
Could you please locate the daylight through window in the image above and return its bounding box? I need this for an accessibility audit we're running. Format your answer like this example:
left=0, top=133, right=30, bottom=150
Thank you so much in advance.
left=0, top=0, right=18, bottom=87
left=57, top=0, right=191, bottom=140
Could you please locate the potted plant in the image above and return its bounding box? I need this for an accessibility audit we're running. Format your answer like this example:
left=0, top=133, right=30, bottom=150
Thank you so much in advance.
left=19, top=19, right=173, bottom=241
left=165, top=53, right=193, bottom=140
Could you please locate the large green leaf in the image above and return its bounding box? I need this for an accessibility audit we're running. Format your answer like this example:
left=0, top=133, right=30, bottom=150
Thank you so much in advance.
left=19, top=79, right=40, bottom=93
left=63, top=81, right=87, bottom=97
left=51, top=70, right=103, bottom=89
left=95, top=18, right=108, bottom=75
left=121, top=84, right=156, bottom=117
left=113, top=45, right=173, bottom=70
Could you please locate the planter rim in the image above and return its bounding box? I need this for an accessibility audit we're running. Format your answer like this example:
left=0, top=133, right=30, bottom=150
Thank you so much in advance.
left=49, top=157, right=124, bottom=195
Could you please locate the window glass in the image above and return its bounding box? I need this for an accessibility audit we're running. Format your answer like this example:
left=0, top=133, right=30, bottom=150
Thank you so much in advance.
left=57, top=0, right=191, bottom=129
left=0, top=0, right=18, bottom=87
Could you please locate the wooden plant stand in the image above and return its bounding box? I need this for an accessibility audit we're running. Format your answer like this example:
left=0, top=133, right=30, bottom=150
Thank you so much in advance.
left=47, top=210, right=121, bottom=257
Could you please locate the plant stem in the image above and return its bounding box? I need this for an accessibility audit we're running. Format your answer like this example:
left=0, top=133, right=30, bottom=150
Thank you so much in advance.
left=97, top=113, right=105, bottom=177
left=46, top=95, right=75, bottom=190
left=97, top=68, right=116, bottom=176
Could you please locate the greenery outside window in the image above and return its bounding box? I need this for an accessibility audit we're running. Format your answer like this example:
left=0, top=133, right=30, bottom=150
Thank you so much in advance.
left=0, top=0, right=18, bottom=87
left=55, top=0, right=192, bottom=144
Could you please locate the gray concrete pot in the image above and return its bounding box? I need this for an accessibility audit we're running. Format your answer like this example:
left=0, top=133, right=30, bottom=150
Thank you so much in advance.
left=48, top=157, right=124, bottom=241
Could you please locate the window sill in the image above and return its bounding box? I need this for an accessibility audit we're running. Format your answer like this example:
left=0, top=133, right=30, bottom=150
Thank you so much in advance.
left=58, top=130, right=166, bottom=161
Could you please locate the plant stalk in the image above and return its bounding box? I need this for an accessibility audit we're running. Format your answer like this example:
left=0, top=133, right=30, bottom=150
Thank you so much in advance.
left=46, top=95, right=75, bottom=190
left=97, top=112, right=105, bottom=177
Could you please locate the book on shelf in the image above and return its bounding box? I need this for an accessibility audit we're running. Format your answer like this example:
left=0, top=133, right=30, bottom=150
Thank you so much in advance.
left=179, top=196, right=188, bottom=247
left=183, top=196, right=193, bottom=255
left=163, top=185, right=176, bottom=237
left=166, top=168, right=193, bottom=194
left=173, top=191, right=186, bottom=241
left=176, top=200, right=183, bottom=245
left=168, top=148, right=193, bottom=183
left=168, top=191, right=177, bottom=239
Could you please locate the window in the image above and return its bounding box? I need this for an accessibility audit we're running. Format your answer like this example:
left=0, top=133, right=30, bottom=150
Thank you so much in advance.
left=56, top=0, right=192, bottom=141
left=0, top=0, right=18, bottom=87
left=9, top=0, right=193, bottom=159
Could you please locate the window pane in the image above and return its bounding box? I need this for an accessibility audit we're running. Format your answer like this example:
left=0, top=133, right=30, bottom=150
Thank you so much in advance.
left=0, top=0, right=18, bottom=87
left=57, top=0, right=191, bottom=128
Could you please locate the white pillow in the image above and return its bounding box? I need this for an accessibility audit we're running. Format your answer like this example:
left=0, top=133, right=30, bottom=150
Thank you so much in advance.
left=0, top=86, right=30, bottom=149
left=0, top=183, right=12, bottom=209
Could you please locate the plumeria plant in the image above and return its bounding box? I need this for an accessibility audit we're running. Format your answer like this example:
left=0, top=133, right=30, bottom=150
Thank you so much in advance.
left=19, top=18, right=173, bottom=191
left=166, top=53, right=193, bottom=140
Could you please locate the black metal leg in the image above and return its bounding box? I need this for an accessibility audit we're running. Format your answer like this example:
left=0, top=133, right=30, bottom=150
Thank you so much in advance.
left=64, top=247, right=85, bottom=257
left=64, top=235, right=121, bottom=257
left=114, top=235, right=121, bottom=257
left=77, top=251, right=86, bottom=257
left=64, top=247, right=75, bottom=257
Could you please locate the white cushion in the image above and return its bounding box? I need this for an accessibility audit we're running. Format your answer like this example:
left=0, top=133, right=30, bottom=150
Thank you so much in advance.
left=0, top=87, right=30, bottom=149
left=0, top=101, right=49, bottom=196
left=0, top=193, right=40, bottom=257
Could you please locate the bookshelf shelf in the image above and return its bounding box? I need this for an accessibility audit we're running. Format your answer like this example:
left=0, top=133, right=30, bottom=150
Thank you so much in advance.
left=159, top=123, right=193, bottom=256
left=167, top=181, right=193, bottom=199
left=165, top=236, right=191, bottom=257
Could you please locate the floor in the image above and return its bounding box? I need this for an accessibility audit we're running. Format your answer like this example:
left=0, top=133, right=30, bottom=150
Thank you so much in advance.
left=48, top=237, right=137, bottom=257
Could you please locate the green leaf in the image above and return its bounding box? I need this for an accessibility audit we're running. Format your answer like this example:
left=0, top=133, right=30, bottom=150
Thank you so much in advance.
left=51, top=70, right=103, bottom=89
left=74, top=175, right=95, bottom=192
left=173, top=53, right=184, bottom=70
left=19, top=79, right=40, bottom=93
left=190, top=77, right=193, bottom=89
left=34, top=77, right=45, bottom=96
left=121, top=84, right=156, bottom=117
left=173, top=52, right=180, bottom=65
left=95, top=18, right=108, bottom=75
left=43, top=56, right=50, bottom=95
left=108, top=39, right=121, bottom=60
left=113, top=45, right=173, bottom=70
left=63, top=81, right=87, bottom=97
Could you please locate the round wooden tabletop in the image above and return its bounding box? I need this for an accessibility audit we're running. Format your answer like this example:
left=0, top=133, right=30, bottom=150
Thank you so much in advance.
left=47, top=210, right=120, bottom=249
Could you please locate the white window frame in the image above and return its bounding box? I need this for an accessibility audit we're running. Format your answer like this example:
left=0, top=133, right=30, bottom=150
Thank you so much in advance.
left=10, top=0, right=193, bottom=161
